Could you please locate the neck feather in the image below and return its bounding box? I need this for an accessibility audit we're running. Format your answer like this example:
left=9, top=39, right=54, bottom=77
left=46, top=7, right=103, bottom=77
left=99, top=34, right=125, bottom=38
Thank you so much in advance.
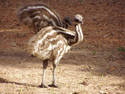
left=75, top=24, right=83, bottom=44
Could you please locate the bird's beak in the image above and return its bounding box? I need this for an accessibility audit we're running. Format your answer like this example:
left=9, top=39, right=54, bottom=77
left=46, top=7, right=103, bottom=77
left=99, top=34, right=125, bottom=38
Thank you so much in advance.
left=81, top=21, right=84, bottom=24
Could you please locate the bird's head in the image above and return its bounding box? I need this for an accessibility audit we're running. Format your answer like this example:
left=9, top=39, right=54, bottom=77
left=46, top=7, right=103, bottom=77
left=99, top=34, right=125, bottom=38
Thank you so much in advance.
left=62, top=16, right=72, bottom=28
left=74, top=14, right=83, bottom=24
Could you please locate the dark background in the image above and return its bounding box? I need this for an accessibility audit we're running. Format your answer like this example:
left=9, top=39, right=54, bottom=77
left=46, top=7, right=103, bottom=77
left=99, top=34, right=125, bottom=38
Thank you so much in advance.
left=0, top=0, right=124, bottom=48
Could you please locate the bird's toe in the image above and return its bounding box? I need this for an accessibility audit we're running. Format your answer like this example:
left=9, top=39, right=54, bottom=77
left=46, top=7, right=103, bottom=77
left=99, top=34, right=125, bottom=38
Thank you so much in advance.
left=48, top=84, right=58, bottom=88
left=39, top=84, right=48, bottom=88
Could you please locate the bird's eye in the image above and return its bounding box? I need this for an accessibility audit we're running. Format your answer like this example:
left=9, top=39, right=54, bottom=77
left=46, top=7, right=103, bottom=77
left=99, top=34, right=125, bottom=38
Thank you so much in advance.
left=74, top=19, right=80, bottom=23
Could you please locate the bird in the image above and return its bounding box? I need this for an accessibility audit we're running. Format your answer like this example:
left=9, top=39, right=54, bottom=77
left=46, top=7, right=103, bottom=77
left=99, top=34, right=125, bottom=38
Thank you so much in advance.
left=17, top=4, right=72, bottom=33
left=27, top=14, right=84, bottom=88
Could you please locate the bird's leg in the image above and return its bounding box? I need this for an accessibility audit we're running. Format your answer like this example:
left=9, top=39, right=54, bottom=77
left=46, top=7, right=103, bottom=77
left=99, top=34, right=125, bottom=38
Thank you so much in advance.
left=52, top=63, right=57, bottom=86
left=39, top=59, right=48, bottom=88
left=49, top=52, right=64, bottom=88
left=49, top=63, right=58, bottom=88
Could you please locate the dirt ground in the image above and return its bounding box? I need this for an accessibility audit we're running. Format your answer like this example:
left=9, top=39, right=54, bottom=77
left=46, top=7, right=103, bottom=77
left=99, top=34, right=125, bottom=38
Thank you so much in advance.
left=0, top=0, right=125, bottom=94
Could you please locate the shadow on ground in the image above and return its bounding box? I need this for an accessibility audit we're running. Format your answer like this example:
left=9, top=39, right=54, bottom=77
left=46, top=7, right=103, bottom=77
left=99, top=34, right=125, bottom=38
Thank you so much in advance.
left=0, top=77, right=38, bottom=88
left=0, top=44, right=125, bottom=77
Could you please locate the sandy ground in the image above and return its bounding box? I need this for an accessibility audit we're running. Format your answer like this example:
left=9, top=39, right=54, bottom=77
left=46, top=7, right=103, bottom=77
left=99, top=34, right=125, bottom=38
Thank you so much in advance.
left=0, top=0, right=125, bottom=94
left=0, top=31, right=124, bottom=94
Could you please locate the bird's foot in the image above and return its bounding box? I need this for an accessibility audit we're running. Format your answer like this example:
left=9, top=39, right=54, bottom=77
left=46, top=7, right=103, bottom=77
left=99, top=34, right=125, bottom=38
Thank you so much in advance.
left=48, top=84, right=58, bottom=88
left=39, top=84, right=48, bottom=88
left=31, top=54, right=35, bottom=57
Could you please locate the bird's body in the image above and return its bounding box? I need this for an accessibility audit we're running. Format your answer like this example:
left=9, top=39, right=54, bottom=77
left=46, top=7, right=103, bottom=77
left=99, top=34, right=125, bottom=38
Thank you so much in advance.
left=27, top=13, right=83, bottom=87
left=28, top=26, right=71, bottom=61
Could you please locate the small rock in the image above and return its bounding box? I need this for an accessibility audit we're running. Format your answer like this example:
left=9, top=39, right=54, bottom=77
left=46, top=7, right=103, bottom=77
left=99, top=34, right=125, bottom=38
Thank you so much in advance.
left=81, top=81, right=88, bottom=86
left=11, top=42, right=17, bottom=47
left=72, top=92, right=79, bottom=94
left=99, top=90, right=107, bottom=94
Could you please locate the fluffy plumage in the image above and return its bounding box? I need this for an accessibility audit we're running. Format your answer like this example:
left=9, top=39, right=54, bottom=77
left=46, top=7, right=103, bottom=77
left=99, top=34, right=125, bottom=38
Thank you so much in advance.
left=17, top=4, right=72, bottom=33
left=27, top=14, right=84, bottom=88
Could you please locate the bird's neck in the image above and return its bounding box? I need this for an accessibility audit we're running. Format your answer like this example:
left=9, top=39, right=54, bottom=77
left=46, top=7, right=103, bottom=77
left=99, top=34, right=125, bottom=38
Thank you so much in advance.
left=75, top=23, right=83, bottom=44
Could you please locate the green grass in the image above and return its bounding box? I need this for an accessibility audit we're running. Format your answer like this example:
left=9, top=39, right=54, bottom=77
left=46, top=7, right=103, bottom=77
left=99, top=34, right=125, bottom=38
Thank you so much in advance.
left=79, top=0, right=85, bottom=3
left=117, top=47, right=125, bottom=52
left=92, top=50, right=96, bottom=55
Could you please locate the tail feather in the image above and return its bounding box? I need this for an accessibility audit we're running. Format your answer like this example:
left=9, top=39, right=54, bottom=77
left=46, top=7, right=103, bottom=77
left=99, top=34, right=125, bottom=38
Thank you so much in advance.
left=17, top=4, right=63, bottom=33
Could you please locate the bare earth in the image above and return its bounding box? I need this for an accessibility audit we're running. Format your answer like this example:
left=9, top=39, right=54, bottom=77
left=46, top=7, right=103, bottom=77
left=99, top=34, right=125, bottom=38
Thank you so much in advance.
left=0, top=0, right=125, bottom=94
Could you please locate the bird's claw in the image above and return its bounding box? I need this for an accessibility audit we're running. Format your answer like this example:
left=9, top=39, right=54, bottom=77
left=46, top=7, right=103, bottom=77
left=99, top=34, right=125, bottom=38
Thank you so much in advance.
left=39, top=84, right=48, bottom=88
left=48, top=84, right=58, bottom=88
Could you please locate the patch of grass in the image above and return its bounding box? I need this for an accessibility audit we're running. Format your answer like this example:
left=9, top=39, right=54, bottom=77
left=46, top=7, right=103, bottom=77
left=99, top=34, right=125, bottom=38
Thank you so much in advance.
left=117, top=47, right=125, bottom=52
left=79, top=0, right=85, bottom=3
left=92, top=50, right=96, bottom=55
